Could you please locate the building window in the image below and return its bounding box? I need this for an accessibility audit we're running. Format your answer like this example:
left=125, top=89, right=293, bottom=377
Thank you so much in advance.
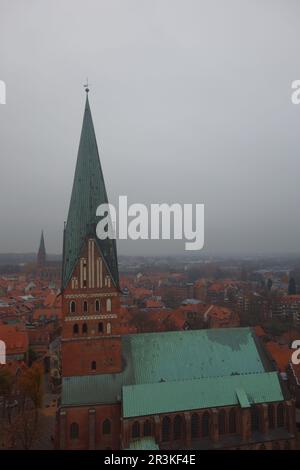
left=102, top=419, right=111, bottom=435
left=277, top=404, right=284, bottom=427
left=191, top=413, right=199, bottom=438
left=83, top=301, right=88, bottom=313
left=218, top=410, right=226, bottom=435
left=107, top=322, right=111, bottom=335
left=73, top=324, right=79, bottom=335
left=95, top=300, right=100, bottom=312
left=202, top=412, right=210, bottom=437
left=268, top=404, right=275, bottom=429
left=106, top=298, right=112, bottom=312
left=98, top=322, right=104, bottom=333
left=173, top=415, right=182, bottom=441
left=70, top=422, right=79, bottom=439
left=284, top=440, right=290, bottom=450
left=251, top=406, right=260, bottom=431
left=143, top=420, right=151, bottom=436
left=162, top=416, right=171, bottom=442
left=272, top=441, right=280, bottom=450
left=229, top=408, right=236, bottom=434
left=91, top=361, right=96, bottom=371
left=132, top=421, right=140, bottom=439
left=70, top=301, right=76, bottom=314
left=82, top=323, right=88, bottom=334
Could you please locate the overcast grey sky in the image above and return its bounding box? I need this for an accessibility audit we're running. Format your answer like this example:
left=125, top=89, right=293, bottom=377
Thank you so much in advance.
left=1, top=0, right=300, bottom=256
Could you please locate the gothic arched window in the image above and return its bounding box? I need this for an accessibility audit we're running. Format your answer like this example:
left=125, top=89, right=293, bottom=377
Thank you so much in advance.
left=132, top=421, right=140, bottom=439
left=106, top=298, right=112, bottom=312
left=98, top=322, right=104, bottom=333
left=173, top=415, right=183, bottom=440
left=102, top=419, right=111, bottom=435
left=73, top=324, right=79, bottom=335
left=83, top=301, right=88, bottom=313
left=218, top=410, right=226, bottom=434
left=107, top=322, right=111, bottom=335
left=191, top=413, right=199, bottom=438
left=70, top=422, right=79, bottom=439
left=70, top=301, right=76, bottom=314
left=268, top=404, right=275, bottom=429
left=202, top=412, right=210, bottom=437
left=229, top=408, right=236, bottom=433
left=251, top=406, right=260, bottom=431
left=82, top=323, right=88, bottom=334
left=162, top=416, right=171, bottom=442
left=143, top=420, right=151, bottom=436
left=277, top=403, right=284, bottom=428
left=95, top=300, right=100, bottom=312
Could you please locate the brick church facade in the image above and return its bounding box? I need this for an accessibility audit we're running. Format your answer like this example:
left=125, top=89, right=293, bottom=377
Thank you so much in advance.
left=55, top=91, right=296, bottom=450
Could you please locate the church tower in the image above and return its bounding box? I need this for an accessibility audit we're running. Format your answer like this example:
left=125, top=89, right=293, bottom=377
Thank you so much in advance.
left=61, top=89, right=122, bottom=377
left=37, top=230, right=46, bottom=267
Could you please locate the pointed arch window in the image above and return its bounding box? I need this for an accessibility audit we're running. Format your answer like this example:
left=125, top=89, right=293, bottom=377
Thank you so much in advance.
left=107, top=322, right=111, bottom=335
left=106, top=298, right=112, bottom=312
left=251, top=406, right=260, bottom=431
left=277, top=403, right=284, bottom=428
left=95, top=300, right=100, bottom=313
left=191, top=413, right=199, bottom=438
left=82, top=323, right=88, bottom=334
left=218, top=409, right=226, bottom=434
left=268, top=404, right=275, bottom=429
left=162, top=416, right=171, bottom=442
left=229, top=408, right=237, bottom=434
left=70, top=422, right=79, bottom=439
left=173, top=415, right=183, bottom=440
left=102, top=419, right=111, bottom=435
left=202, top=412, right=210, bottom=437
left=98, top=322, right=104, bottom=333
left=83, top=301, right=88, bottom=314
left=132, top=421, right=140, bottom=439
left=73, top=324, right=79, bottom=335
left=143, top=420, right=151, bottom=436
left=70, top=301, right=76, bottom=314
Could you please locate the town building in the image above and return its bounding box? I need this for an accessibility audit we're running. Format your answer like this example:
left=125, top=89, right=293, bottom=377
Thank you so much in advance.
left=55, top=91, right=296, bottom=450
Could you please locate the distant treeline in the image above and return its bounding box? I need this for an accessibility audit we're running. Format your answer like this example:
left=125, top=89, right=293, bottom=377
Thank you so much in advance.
left=0, top=253, right=62, bottom=266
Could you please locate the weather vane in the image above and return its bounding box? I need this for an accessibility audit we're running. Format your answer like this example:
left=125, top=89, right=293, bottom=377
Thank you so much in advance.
left=84, top=78, right=90, bottom=93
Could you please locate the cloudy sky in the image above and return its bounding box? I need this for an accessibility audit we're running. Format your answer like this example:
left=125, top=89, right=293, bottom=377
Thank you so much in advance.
left=1, top=0, right=300, bottom=256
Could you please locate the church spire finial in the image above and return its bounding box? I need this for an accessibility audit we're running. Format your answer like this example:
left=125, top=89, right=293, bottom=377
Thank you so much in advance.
left=84, top=78, right=90, bottom=94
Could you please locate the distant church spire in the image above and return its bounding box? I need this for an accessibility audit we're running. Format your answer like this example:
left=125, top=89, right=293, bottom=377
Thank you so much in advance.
left=37, top=230, right=46, bottom=267
left=62, top=91, right=119, bottom=290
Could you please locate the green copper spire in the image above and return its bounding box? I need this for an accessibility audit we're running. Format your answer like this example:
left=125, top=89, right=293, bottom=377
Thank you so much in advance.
left=62, top=92, right=119, bottom=290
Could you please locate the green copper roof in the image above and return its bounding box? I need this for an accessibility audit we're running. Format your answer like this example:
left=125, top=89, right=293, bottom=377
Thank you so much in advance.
left=125, top=327, right=265, bottom=383
left=122, top=372, right=283, bottom=418
left=62, top=94, right=119, bottom=289
left=61, top=327, right=278, bottom=408
left=236, top=387, right=251, bottom=408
